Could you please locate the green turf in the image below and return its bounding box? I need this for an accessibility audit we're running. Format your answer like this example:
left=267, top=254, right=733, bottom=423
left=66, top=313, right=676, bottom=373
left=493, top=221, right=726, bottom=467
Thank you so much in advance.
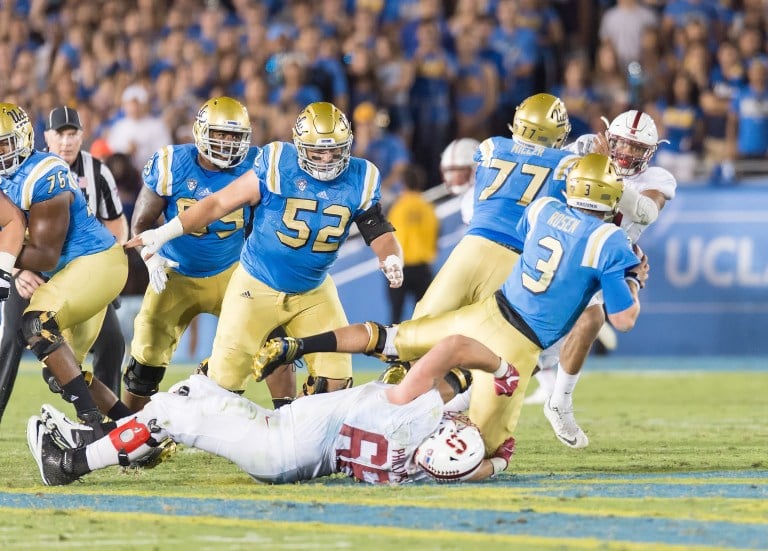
left=0, top=361, right=766, bottom=550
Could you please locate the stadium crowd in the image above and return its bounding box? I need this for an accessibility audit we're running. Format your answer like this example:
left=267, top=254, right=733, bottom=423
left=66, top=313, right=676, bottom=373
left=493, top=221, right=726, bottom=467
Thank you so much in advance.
left=1, top=0, right=767, bottom=205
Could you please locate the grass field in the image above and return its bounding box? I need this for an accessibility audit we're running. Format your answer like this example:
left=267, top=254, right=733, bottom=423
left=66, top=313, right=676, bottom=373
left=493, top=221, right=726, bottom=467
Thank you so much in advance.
left=1, top=358, right=766, bottom=550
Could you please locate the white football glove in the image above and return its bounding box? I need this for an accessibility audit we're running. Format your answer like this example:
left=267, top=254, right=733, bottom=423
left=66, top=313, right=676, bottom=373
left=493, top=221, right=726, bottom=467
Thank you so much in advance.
left=380, top=255, right=404, bottom=288
left=142, top=250, right=179, bottom=294
left=134, top=217, right=185, bottom=257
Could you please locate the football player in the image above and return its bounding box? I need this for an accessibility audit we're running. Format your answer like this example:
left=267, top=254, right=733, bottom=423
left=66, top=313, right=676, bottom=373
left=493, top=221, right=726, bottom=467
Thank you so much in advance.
left=252, top=154, right=648, bottom=456
left=402, top=93, right=577, bottom=449
left=122, top=96, right=282, bottom=413
left=540, top=110, right=676, bottom=449
left=126, top=102, right=404, bottom=397
left=0, top=102, right=131, bottom=435
left=440, top=137, right=480, bottom=225
left=28, top=334, right=518, bottom=486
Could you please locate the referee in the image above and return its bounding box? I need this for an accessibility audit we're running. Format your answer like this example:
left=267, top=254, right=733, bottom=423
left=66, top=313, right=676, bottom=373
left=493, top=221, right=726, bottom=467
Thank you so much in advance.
left=0, top=106, right=128, bottom=424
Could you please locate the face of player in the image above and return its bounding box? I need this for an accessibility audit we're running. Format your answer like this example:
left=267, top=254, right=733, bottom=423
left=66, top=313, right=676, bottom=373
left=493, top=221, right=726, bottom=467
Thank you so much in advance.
left=305, top=146, right=346, bottom=166
left=442, top=165, right=473, bottom=195
left=45, top=127, right=83, bottom=165
left=208, top=129, right=245, bottom=163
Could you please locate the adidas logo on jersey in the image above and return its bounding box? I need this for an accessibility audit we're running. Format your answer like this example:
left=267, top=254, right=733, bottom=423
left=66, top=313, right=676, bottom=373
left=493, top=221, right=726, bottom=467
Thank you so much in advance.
left=240, top=290, right=253, bottom=299
left=317, top=190, right=329, bottom=200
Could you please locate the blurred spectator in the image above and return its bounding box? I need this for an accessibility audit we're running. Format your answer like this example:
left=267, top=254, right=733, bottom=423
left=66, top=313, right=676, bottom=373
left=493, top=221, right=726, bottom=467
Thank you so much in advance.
left=599, top=0, right=658, bottom=71
left=453, top=22, right=499, bottom=141
left=726, top=59, right=768, bottom=164
left=351, top=102, right=410, bottom=209
left=373, top=33, right=415, bottom=146
left=592, top=41, right=630, bottom=120
left=384, top=163, right=438, bottom=324
left=552, top=54, right=600, bottom=139
left=652, top=71, right=705, bottom=183
left=106, top=84, right=172, bottom=172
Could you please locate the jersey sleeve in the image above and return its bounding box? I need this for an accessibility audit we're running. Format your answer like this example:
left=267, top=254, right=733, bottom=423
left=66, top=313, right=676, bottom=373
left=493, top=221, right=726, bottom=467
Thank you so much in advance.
left=24, top=156, right=74, bottom=209
left=356, top=159, right=381, bottom=214
left=253, top=142, right=281, bottom=197
left=596, top=229, right=642, bottom=314
left=142, top=145, right=175, bottom=197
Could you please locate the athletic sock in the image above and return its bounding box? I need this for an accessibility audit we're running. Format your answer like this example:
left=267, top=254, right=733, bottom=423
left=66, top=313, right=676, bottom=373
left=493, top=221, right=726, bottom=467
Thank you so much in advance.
left=296, top=332, right=337, bottom=355
left=107, top=401, right=133, bottom=421
left=62, top=375, right=99, bottom=416
left=550, top=363, right=581, bottom=410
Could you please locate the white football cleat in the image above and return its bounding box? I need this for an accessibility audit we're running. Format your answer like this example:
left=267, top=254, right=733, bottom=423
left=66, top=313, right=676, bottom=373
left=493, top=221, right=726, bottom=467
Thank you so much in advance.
left=523, top=368, right=556, bottom=405
left=40, top=403, right=96, bottom=449
left=544, top=398, right=589, bottom=449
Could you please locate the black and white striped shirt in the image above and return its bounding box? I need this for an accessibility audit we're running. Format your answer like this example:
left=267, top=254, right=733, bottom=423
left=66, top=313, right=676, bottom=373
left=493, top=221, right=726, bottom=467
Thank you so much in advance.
left=69, top=151, right=124, bottom=221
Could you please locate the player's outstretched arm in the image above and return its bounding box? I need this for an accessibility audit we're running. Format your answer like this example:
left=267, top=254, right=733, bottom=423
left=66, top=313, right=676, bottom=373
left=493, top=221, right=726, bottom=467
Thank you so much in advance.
left=125, top=170, right=262, bottom=256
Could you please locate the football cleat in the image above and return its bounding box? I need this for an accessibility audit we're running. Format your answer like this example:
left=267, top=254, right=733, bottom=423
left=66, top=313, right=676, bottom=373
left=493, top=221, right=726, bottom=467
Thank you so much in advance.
left=543, top=398, right=589, bottom=449
left=26, top=416, right=80, bottom=486
left=40, top=403, right=96, bottom=449
left=127, top=438, right=177, bottom=470
left=252, top=337, right=302, bottom=382
left=378, top=361, right=410, bottom=385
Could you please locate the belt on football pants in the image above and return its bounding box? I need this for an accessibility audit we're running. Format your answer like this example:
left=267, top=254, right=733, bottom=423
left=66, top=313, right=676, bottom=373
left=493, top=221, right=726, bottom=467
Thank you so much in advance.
left=494, top=290, right=543, bottom=349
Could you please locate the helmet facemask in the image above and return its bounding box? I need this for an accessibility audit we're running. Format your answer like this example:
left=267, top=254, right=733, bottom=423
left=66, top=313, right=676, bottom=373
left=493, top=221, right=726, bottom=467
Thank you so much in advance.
left=607, top=134, right=657, bottom=177
left=293, top=102, right=353, bottom=181
left=193, top=97, right=252, bottom=169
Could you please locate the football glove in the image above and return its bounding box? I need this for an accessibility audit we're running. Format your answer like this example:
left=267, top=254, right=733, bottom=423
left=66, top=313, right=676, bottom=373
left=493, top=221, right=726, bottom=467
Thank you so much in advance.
left=380, top=255, right=404, bottom=288
left=493, top=362, right=521, bottom=397
left=490, top=436, right=516, bottom=476
left=141, top=250, right=178, bottom=294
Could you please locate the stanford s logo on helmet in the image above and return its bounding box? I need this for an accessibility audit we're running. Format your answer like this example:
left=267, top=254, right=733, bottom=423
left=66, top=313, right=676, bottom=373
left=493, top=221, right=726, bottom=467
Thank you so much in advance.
left=414, top=413, right=485, bottom=482
left=606, top=110, right=660, bottom=176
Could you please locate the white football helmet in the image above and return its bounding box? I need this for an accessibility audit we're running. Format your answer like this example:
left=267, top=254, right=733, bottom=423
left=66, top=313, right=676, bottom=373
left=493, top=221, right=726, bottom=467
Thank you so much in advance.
left=440, top=138, right=479, bottom=195
left=414, top=413, right=484, bottom=482
left=606, top=110, right=659, bottom=176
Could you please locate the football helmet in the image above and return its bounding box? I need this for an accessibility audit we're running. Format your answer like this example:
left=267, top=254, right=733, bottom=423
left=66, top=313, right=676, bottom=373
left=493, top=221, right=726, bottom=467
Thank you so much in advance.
left=440, top=138, right=479, bottom=195
left=0, top=103, right=34, bottom=177
left=565, top=153, right=624, bottom=216
left=293, top=102, right=353, bottom=181
left=509, top=93, right=571, bottom=149
left=414, top=413, right=485, bottom=482
left=193, top=97, right=252, bottom=169
left=605, top=110, right=659, bottom=176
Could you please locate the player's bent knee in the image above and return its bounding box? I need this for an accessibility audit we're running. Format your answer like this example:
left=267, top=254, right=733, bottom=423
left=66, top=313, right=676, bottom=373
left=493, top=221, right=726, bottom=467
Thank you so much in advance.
left=303, top=376, right=353, bottom=395
left=123, top=357, right=166, bottom=397
left=20, top=311, right=65, bottom=361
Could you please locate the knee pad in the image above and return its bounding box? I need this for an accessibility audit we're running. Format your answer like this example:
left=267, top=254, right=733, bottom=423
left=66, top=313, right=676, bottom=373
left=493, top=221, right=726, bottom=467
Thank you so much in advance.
left=20, top=311, right=65, bottom=361
left=302, top=375, right=353, bottom=396
left=444, top=368, right=473, bottom=396
left=123, top=357, right=166, bottom=397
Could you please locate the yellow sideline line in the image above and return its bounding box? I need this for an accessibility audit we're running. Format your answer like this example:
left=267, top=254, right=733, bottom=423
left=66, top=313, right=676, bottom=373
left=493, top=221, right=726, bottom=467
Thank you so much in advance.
left=4, top=489, right=767, bottom=525
left=0, top=507, right=735, bottom=551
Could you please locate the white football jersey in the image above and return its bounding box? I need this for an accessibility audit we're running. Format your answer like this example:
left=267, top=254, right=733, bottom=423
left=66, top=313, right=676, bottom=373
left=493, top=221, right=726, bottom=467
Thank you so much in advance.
left=147, top=376, right=443, bottom=485
left=620, top=166, right=676, bottom=243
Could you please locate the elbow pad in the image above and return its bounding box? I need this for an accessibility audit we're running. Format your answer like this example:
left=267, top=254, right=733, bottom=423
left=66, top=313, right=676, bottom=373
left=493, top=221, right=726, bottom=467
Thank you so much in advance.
left=618, top=185, right=659, bottom=225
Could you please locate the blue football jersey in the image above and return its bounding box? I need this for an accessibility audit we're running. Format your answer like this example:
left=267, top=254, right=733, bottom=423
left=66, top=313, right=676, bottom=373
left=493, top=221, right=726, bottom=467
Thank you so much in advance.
left=240, top=142, right=381, bottom=293
left=502, top=197, right=640, bottom=348
left=470, top=136, right=578, bottom=250
left=0, top=151, right=115, bottom=276
left=143, top=144, right=259, bottom=277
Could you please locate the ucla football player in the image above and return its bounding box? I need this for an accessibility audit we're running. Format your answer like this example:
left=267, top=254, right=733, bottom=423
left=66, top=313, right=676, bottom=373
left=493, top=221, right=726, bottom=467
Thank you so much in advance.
left=252, top=154, right=647, bottom=456
left=0, top=102, right=130, bottom=434
left=0, top=190, right=25, bottom=300
left=126, top=102, right=403, bottom=396
left=123, top=96, right=264, bottom=412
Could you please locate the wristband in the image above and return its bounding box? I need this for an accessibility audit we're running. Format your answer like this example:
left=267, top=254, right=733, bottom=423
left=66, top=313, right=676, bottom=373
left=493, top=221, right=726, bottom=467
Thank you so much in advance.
left=156, top=217, right=184, bottom=243
left=0, top=252, right=17, bottom=273
left=625, top=275, right=641, bottom=292
left=490, top=457, right=508, bottom=477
